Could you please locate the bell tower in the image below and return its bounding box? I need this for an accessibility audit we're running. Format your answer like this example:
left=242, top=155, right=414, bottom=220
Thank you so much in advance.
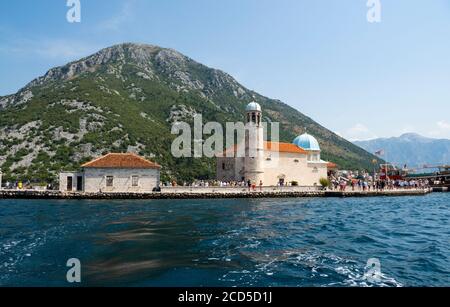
left=244, top=102, right=264, bottom=184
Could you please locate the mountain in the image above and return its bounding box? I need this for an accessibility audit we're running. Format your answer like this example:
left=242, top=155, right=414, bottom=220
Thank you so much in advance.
left=354, top=133, right=450, bottom=168
left=0, top=43, right=381, bottom=183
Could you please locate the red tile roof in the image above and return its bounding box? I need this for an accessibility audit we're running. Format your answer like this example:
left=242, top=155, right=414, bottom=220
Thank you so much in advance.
left=218, top=142, right=307, bottom=157
left=327, top=162, right=338, bottom=169
left=265, top=142, right=308, bottom=154
left=82, top=153, right=161, bottom=169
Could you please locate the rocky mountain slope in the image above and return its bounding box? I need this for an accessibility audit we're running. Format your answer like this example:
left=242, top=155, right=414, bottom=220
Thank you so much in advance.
left=0, top=43, right=381, bottom=183
left=354, top=133, right=450, bottom=168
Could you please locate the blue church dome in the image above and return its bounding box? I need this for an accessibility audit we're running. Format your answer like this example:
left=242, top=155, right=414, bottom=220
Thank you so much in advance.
left=246, top=102, right=262, bottom=112
left=293, top=133, right=321, bottom=151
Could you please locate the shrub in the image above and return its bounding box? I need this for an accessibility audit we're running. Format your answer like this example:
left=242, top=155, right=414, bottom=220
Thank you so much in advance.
left=319, top=178, right=330, bottom=189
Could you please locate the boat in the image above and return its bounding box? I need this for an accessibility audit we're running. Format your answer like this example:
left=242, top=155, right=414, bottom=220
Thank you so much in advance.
left=432, top=165, right=450, bottom=188
left=405, top=165, right=450, bottom=189
left=379, top=164, right=409, bottom=181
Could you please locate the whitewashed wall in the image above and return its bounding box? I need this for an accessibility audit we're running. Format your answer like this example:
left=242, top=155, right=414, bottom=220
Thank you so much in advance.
left=263, top=152, right=328, bottom=186
left=83, top=168, right=160, bottom=193
left=59, top=172, right=83, bottom=192
left=216, top=151, right=328, bottom=186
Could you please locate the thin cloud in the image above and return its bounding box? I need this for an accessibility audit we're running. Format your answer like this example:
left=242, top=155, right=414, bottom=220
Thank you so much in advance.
left=437, top=120, right=450, bottom=130
left=0, top=38, right=100, bottom=61
left=96, top=0, right=135, bottom=32
left=428, top=120, right=450, bottom=139
left=35, top=40, right=100, bottom=59
left=344, top=123, right=378, bottom=141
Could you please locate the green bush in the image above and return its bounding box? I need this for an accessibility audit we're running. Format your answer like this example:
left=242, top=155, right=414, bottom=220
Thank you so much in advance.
left=319, top=178, right=330, bottom=189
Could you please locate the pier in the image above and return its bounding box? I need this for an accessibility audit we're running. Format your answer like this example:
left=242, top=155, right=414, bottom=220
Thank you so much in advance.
left=0, top=187, right=432, bottom=200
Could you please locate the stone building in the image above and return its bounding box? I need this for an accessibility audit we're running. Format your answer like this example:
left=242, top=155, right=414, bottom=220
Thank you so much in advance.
left=60, top=153, right=161, bottom=193
left=216, top=102, right=333, bottom=186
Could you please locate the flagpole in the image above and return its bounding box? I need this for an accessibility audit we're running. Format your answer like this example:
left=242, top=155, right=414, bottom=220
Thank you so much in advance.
left=374, top=149, right=388, bottom=182
left=385, top=149, right=389, bottom=183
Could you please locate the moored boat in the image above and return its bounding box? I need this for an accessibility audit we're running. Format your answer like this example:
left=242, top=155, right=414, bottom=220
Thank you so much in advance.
left=405, top=165, right=450, bottom=190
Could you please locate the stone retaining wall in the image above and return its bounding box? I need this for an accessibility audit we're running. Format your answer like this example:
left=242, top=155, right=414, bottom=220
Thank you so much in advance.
left=0, top=188, right=431, bottom=200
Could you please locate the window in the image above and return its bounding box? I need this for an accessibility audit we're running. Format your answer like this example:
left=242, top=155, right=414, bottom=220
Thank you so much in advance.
left=294, top=159, right=299, bottom=163
left=222, top=163, right=226, bottom=170
left=308, top=154, right=319, bottom=162
left=132, top=176, right=139, bottom=187
left=106, top=176, right=114, bottom=187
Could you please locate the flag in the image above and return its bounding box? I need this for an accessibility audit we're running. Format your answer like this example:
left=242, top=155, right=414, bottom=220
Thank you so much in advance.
left=374, top=149, right=384, bottom=156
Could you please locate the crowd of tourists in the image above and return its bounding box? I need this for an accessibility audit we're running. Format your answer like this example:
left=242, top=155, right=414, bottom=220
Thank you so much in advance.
left=162, top=179, right=268, bottom=191
left=329, top=170, right=430, bottom=192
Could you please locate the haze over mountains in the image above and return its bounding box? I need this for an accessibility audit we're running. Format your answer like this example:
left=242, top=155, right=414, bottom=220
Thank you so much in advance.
left=354, top=133, right=450, bottom=168
left=0, top=43, right=381, bottom=183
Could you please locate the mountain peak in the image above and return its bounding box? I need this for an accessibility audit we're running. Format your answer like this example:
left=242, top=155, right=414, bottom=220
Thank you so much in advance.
left=399, top=132, right=421, bottom=138
left=19, top=43, right=191, bottom=92
left=398, top=132, right=426, bottom=141
left=101, top=42, right=186, bottom=61
left=2, top=42, right=250, bottom=110
left=355, top=133, right=450, bottom=167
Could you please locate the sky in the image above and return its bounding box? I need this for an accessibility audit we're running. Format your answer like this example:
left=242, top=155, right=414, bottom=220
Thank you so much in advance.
left=1, top=0, right=450, bottom=141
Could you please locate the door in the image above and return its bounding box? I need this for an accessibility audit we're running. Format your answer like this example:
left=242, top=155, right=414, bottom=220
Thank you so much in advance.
left=277, top=174, right=286, bottom=186
left=76, top=176, right=83, bottom=191
left=67, top=176, right=73, bottom=191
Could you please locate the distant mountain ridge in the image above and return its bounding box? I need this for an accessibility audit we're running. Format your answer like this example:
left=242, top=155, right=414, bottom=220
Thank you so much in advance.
left=0, top=43, right=381, bottom=183
left=354, top=133, right=450, bottom=168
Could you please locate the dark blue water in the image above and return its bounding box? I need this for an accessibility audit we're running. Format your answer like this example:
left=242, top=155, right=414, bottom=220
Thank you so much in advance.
left=0, top=194, right=449, bottom=287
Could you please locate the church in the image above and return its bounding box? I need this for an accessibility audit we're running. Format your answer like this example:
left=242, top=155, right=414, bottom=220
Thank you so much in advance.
left=216, top=102, right=334, bottom=187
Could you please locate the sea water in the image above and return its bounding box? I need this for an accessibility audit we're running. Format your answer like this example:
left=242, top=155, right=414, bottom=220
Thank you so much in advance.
left=0, top=194, right=449, bottom=287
